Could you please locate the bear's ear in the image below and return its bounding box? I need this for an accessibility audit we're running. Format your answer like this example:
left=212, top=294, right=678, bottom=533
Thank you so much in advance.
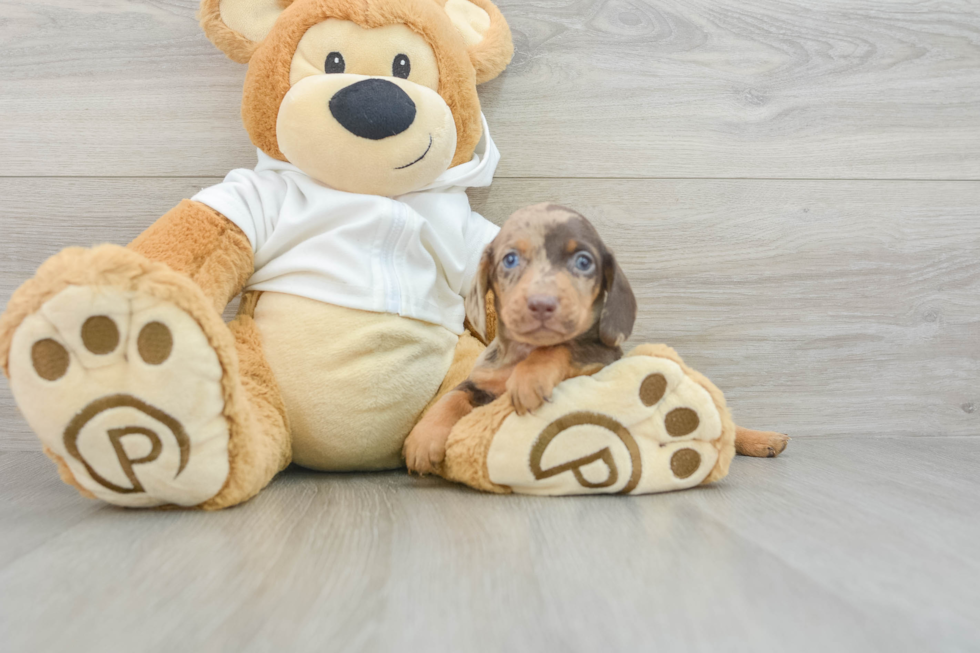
left=442, top=0, right=514, bottom=84
left=198, top=0, right=292, bottom=64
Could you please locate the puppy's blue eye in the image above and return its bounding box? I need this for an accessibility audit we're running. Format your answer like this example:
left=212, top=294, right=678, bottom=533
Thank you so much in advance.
left=502, top=252, right=519, bottom=269
left=573, top=252, right=594, bottom=272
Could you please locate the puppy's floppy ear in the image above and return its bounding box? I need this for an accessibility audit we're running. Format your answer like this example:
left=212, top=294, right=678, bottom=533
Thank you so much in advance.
left=464, top=246, right=494, bottom=342
left=198, top=0, right=292, bottom=63
left=599, top=253, right=637, bottom=348
left=442, top=0, right=514, bottom=84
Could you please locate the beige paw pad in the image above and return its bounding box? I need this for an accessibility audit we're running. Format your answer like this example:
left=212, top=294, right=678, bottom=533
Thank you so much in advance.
left=486, top=349, right=733, bottom=495
left=8, top=286, right=230, bottom=507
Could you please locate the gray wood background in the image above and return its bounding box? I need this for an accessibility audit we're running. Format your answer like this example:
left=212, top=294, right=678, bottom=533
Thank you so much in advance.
left=0, top=0, right=978, bottom=651
left=1, top=0, right=978, bottom=449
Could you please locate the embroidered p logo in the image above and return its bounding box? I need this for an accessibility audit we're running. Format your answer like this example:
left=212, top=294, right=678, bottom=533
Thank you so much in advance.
left=63, top=394, right=190, bottom=494
left=529, top=412, right=642, bottom=495
left=486, top=354, right=728, bottom=496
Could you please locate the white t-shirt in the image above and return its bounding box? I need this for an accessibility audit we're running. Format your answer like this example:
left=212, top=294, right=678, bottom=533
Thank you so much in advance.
left=192, top=116, right=501, bottom=335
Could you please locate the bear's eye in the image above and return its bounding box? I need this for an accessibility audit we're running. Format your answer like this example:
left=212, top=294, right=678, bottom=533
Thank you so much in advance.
left=324, top=52, right=345, bottom=74
left=392, top=54, right=411, bottom=79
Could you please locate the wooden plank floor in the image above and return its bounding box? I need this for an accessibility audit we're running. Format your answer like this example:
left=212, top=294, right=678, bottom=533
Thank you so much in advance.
left=2, top=438, right=979, bottom=652
left=1, top=0, right=978, bottom=650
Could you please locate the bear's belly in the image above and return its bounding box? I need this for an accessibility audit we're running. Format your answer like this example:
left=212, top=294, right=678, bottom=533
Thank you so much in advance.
left=253, top=292, right=457, bottom=471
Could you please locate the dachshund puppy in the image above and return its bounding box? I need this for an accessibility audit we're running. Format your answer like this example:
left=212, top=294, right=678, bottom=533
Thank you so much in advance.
left=404, top=203, right=636, bottom=474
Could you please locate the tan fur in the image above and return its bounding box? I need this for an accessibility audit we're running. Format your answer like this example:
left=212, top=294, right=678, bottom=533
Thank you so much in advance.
left=734, top=426, right=790, bottom=458
left=447, top=0, right=513, bottom=84
left=237, top=289, right=264, bottom=318
left=129, top=200, right=254, bottom=312
left=485, top=204, right=630, bottom=348
left=0, top=245, right=290, bottom=509
left=483, top=294, right=497, bottom=342
left=240, top=0, right=496, bottom=168
left=1, top=0, right=512, bottom=508
left=403, top=300, right=502, bottom=474
left=255, top=293, right=457, bottom=471
left=468, top=361, right=512, bottom=397
left=198, top=0, right=263, bottom=63
left=506, top=346, right=574, bottom=415
left=420, top=330, right=486, bottom=413
left=205, top=0, right=511, bottom=82
left=463, top=291, right=496, bottom=345
left=408, top=207, right=632, bottom=474
left=627, top=344, right=736, bottom=485
left=439, top=343, right=738, bottom=492
left=463, top=255, right=492, bottom=341
left=499, top=263, right=594, bottom=345
left=201, top=313, right=292, bottom=510
left=204, top=0, right=511, bottom=164
left=405, top=389, right=474, bottom=472
left=440, top=393, right=514, bottom=493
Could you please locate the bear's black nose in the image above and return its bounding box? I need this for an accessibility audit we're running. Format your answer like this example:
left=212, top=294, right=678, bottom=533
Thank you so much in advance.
left=329, top=79, right=416, bottom=140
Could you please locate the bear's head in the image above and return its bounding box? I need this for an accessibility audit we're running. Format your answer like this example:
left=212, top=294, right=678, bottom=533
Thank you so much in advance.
left=199, top=0, right=512, bottom=196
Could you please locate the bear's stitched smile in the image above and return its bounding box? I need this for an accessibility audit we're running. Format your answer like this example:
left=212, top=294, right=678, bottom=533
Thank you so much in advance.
left=395, top=135, right=433, bottom=170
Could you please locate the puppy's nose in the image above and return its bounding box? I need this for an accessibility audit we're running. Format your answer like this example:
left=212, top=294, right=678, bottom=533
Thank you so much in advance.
left=527, top=295, right=559, bottom=320
left=329, top=79, right=416, bottom=140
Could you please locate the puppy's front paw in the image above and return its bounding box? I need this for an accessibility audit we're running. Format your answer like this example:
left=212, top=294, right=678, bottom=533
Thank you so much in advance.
left=403, top=422, right=450, bottom=475
left=507, top=371, right=557, bottom=416
left=506, top=347, right=571, bottom=416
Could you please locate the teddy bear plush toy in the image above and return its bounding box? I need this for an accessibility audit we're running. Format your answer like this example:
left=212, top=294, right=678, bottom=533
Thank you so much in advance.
left=0, top=0, right=784, bottom=509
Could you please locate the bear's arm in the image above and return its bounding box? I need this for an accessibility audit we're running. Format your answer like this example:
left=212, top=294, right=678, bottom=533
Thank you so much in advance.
left=128, top=199, right=254, bottom=313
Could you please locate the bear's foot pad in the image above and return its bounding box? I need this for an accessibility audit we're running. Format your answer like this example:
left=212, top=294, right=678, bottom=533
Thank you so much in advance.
left=8, top=285, right=230, bottom=507
left=474, top=345, right=734, bottom=495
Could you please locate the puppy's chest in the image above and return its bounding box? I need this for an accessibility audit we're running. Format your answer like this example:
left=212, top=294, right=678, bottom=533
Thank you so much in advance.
left=483, top=340, right=535, bottom=367
left=469, top=341, right=534, bottom=393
